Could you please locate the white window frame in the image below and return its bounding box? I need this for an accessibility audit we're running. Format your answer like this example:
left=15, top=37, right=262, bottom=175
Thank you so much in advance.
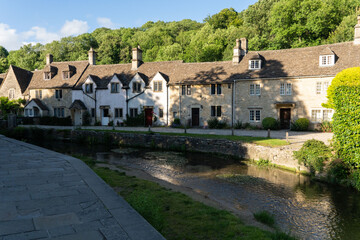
left=44, top=72, right=51, bottom=80
left=286, top=83, right=292, bottom=95
left=316, top=82, right=322, bottom=95
left=250, top=84, right=261, bottom=96
left=311, top=108, right=334, bottom=123
left=62, top=71, right=70, bottom=80
left=132, top=82, right=141, bottom=93
left=8, top=88, right=15, bottom=99
left=25, top=108, right=33, bottom=117
left=249, top=60, right=261, bottom=70
left=319, top=55, right=335, bottom=67
left=153, top=81, right=163, bottom=92
left=114, top=108, right=123, bottom=118
left=249, top=109, right=261, bottom=122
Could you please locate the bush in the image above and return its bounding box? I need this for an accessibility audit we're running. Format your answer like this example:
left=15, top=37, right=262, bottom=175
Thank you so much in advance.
left=320, top=121, right=333, bottom=133
left=293, top=139, right=332, bottom=174
left=207, top=118, right=219, bottom=129
left=327, top=159, right=350, bottom=183
left=124, top=110, right=145, bottom=126
left=262, top=117, right=278, bottom=130
left=173, top=118, right=180, bottom=125
left=290, top=118, right=309, bottom=131
left=82, top=111, right=91, bottom=126
left=39, top=116, right=72, bottom=126
left=94, top=121, right=101, bottom=126
left=234, top=120, right=242, bottom=129
left=217, top=120, right=228, bottom=129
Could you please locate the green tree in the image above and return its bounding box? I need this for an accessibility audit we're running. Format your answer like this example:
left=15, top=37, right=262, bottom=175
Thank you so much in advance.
left=204, top=8, right=243, bottom=29
left=0, top=97, right=25, bottom=118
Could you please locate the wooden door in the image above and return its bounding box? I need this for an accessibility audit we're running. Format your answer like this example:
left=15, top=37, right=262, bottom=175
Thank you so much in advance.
left=145, top=108, right=153, bottom=126
left=280, top=108, right=291, bottom=129
left=192, top=108, right=200, bottom=127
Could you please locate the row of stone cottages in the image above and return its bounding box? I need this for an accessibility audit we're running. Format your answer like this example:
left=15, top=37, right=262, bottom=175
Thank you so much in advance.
left=2, top=20, right=360, bottom=128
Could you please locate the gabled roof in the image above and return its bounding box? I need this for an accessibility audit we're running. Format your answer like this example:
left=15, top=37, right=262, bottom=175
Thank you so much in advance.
left=69, top=100, right=87, bottom=110
left=25, top=98, right=49, bottom=111
left=319, top=47, right=335, bottom=55
left=0, top=73, right=6, bottom=86
left=26, top=61, right=89, bottom=91
left=10, top=65, right=33, bottom=93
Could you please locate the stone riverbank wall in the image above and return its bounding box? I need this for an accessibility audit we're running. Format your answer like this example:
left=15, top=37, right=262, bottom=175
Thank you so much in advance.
left=70, top=130, right=308, bottom=172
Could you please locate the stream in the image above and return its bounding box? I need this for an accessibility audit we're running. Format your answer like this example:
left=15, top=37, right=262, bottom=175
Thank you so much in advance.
left=33, top=140, right=360, bottom=240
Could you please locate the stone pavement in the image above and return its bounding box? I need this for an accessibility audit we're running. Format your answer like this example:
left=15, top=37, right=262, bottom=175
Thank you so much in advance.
left=0, top=135, right=165, bottom=240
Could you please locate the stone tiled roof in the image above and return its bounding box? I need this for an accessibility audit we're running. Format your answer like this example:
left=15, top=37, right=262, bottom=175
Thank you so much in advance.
left=25, top=98, right=49, bottom=111
left=0, top=73, right=6, bottom=86
left=69, top=100, right=87, bottom=110
left=26, top=61, right=89, bottom=92
left=11, top=65, right=33, bottom=94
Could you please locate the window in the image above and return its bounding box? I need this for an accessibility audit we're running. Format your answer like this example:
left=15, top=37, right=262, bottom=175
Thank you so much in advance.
left=249, top=60, right=261, bottom=70
left=159, top=108, right=164, bottom=118
left=133, top=82, right=141, bottom=93
left=114, top=108, right=123, bottom=118
left=111, top=83, right=119, bottom=93
left=280, top=83, right=292, bottom=95
left=55, top=89, right=62, bottom=99
left=35, top=90, right=42, bottom=99
left=62, top=71, right=70, bottom=80
left=44, top=72, right=51, bottom=80
left=319, top=55, right=335, bottom=66
left=186, top=85, right=191, bottom=95
left=250, top=84, right=260, bottom=96
left=211, top=84, right=221, bottom=95
left=311, top=109, right=333, bottom=122
left=153, top=81, right=163, bottom=92
left=54, top=108, right=65, bottom=118
left=324, top=82, right=330, bottom=93
left=25, top=109, right=33, bottom=117
left=249, top=110, right=261, bottom=122
left=85, top=83, right=93, bottom=94
left=211, top=84, right=216, bottom=95
left=316, top=82, right=322, bottom=95
left=228, top=84, right=231, bottom=89
left=8, top=89, right=15, bottom=99
left=181, top=85, right=186, bottom=95
left=130, top=108, right=138, bottom=117
left=91, top=108, right=95, bottom=118
left=211, top=106, right=222, bottom=117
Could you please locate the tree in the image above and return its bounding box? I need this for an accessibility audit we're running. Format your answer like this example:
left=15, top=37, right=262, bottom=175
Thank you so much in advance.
left=204, top=8, right=242, bottom=29
left=0, top=97, right=25, bottom=118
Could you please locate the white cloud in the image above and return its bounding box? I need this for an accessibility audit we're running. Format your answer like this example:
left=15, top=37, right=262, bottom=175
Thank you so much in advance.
left=97, top=17, right=115, bottom=28
left=60, top=19, right=89, bottom=36
left=0, top=23, right=21, bottom=50
left=23, top=26, right=60, bottom=44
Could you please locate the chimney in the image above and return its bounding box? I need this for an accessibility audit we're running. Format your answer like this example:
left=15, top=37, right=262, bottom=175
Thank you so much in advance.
left=132, top=46, right=143, bottom=70
left=355, top=16, right=360, bottom=45
left=88, top=48, right=96, bottom=65
left=46, top=54, right=53, bottom=65
left=233, top=39, right=241, bottom=64
left=240, top=38, right=248, bottom=56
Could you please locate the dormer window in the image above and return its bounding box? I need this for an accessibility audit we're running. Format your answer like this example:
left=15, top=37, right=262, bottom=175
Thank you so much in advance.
left=44, top=72, right=51, bottom=80
left=85, top=83, right=93, bottom=93
left=133, top=82, right=141, bottom=93
left=111, top=83, right=119, bottom=93
left=319, top=55, right=335, bottom=66
left=249, top=60, right=261, bottom=70
left=62, top=71, right=71, bottom=80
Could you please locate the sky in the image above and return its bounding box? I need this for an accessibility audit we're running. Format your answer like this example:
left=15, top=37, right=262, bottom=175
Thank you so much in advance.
left=0, top=0, right=258, bottom=51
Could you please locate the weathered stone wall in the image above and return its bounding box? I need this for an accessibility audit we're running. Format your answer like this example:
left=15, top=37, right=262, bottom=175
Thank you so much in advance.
left=70, top=130, right=308, bottom=172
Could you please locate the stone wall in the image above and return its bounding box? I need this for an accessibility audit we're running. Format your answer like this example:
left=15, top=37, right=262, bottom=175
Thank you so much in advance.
left=70, top=130, right=308, bottom=172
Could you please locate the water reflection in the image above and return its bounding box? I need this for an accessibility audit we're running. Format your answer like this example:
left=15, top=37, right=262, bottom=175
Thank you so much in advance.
left=32, top=140, right=360, bottom=240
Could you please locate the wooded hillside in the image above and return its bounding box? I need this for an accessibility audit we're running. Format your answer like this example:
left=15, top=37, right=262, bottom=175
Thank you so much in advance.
left=0, top=0, right=359, bottom=73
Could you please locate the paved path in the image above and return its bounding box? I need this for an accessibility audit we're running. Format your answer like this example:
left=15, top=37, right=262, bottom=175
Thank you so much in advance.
left=0, top=135, right=165, bottom=240
left=23, top=125, right=333, bottom=145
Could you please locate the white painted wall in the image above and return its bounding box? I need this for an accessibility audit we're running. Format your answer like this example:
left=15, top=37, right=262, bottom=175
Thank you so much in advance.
left=72, top=76, right=96, bottom=124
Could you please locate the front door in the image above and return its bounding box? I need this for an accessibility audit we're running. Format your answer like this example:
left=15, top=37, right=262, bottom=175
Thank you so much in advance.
left=145, top=108, right=153, bottom=127
left=102, top=108, right=109, bottom=126
left=280, top=108, right=291, bottom=129
left=74, top=110, right=82, bottom=126
left=192, top=108, right=200, bottom=127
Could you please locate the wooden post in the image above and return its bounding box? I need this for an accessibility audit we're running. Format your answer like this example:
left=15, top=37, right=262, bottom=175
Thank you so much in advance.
left=148, top=125, right=151, bottom=132
left=267, top=129, right=270, bottom=138
left=286, top=132, right=289, bottom=142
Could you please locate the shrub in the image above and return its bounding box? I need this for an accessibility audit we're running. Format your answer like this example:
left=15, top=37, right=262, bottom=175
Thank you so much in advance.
left=327, top=159, right=350, bottom=183
left=253, top=210, right=275, bottom=227
left=94, top=121, right=101, bottom=126
left=234, top=120, right=242, bottom=129
left=124, top=110, right=145, bottom=126
left=39, top=116, right=72, bottom=126
left=320, top=121, right=333, bottom=133
left=173, top=118, right=180, bottom=125
left=82, top=111, right=91, bottom=126
left=207, top=118, right=219, bottom=129
left=108, top=120, right=114, bottom=126
left=290, top=118, right=309, bottom=131
left=262, top=117, right=278, bottom=130
left=217, top=120, right=228, bottom=129
left=293, top=139, right=332, bottom=174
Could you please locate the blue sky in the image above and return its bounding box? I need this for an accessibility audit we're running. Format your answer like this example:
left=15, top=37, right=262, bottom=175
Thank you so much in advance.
left=0, top=0, right=258, bottom=51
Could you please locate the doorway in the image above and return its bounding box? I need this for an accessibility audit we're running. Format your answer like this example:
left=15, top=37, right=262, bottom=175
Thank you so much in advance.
left=192, top=108, right=200, bottom=127
left=102, top=108, right=110, bottom=126
left=145, top=108, right=153, bottom=126
left=280, top=108, right=291, bottom=129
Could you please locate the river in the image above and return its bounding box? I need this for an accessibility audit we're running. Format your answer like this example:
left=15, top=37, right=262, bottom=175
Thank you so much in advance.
left=34, top=140, right=360, bottom=240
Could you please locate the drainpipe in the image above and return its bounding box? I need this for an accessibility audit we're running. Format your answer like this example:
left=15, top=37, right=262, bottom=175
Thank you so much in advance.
left=179, top=83, right=182, bottom=125
left=166, top=84, right=169, bottom=126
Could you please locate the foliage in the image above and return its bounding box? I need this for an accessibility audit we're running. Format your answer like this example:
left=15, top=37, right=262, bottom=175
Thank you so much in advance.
left=290, top=118, right=310, bottom=131
left=207, top=117, right=228, bottom=129
left=82, top=111, right=91, bottom=126
left=256, top=159, right=272, bottom=167
left=327, top=159, right=350, bottom=182
left=293, top=139, right=332, bottom=173
left=262, top=117, right=279, bottom=130
left=234, top=120, right=243, bottom=129
left=38, top=116, right=72, bottom=126
left=0, top=97, right=25, bottom=118
left=253, top=210, right=275, bottom=227
left=2, top=1, right=360, bottom=73
left=323, top=67, right=360, bottom=168
left=124, top=110, right=145, bottom=126
left=320, top=121, right=333, bottom=132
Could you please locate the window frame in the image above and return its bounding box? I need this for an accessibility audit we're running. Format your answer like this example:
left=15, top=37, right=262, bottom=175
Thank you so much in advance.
left=62, top=71, right=71, bottom=80
left=8, top=88, right=15, bottom=99
left=280, top=83, right=292, bottom=96
left=129, top=108, right=138, bottom=118
left=211, top=84, right=216, bottom=95
left=319, top=55, right=335, bottom=67
left=159, top=108, right=164, bottom=118
left=55, top=89, right=62, bottom=99
left=111, top=82, right=120, bottom=93
left=311, top=108, right=334, bottom=123
left=250, top=84, right=261, bottom=96
left=44, top=72, right=51, bottom=80
left=186, top=85, right=191, bottom=95
left=35, top=90, right=42, bottom=99
left=153, top=81, right=163, bottom=92
left=249, top=109, right=261, bottom=122
left=54, top=107, right=65, bottom=118
left=249, top=60, right=261, bottom=70
left=114, top=108, right=123, bottom=118
left=85, top=83, right=93, bottom=94
left=132, top=82, right=141, bottom=93
left=181, top=85, right=186, bottom=95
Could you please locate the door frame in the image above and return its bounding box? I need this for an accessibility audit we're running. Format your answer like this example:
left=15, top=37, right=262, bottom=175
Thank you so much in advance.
left=144, top=107, right=153, bottom=127
left=191, top=107, right=200, bottom=127
left=279, top=108, right=291, bottom=129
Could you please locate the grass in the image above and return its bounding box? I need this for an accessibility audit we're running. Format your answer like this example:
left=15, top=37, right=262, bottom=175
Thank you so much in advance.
left=76, top=156, right=296, bottom=240
left=81, top=128, right=289, bottom=147
left=253, top=211, right=275, bottom=227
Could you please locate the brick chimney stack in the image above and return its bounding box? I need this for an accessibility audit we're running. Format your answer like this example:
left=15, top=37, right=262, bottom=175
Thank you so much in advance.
left=354, top=16, right=360, bottom=45
left=132, top=46, right=143, bottom=70
left=88, top=48, right=96, bottom=65
left=240, top=38, right=248, bottom=56
left=233, top=39, right=241, bottom=64
left=46, top=54, right=53, bottom=65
